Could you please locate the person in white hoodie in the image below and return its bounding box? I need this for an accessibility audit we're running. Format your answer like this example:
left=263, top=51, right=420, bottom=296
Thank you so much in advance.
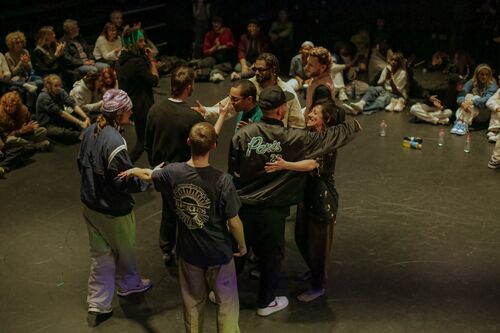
left=70, top=72, right=103, bottom=115
left=485, top=88, right=500, bottom=142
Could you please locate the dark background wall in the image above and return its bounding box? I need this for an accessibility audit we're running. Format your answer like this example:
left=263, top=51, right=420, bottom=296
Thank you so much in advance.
left=0, top=0, right=492, bottom=64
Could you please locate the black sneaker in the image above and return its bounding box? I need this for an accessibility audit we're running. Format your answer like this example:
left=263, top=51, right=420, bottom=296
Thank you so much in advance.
left=87, top=310, right=112, bottom=327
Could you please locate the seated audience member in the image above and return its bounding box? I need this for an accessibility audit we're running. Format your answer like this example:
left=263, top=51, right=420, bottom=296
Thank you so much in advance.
left=350, top=26, right=371, bottom=60
left=426, top=51, right=450, bottom=72
left=32, top=26, right=66, bottom=77
left=93, top=23, right=122, bottom=66
left=5, top=31, right=42, bottom=88
left=60, top=19, right=109, bottom=76
left=287, top=41, right=314, bottom=92
left=100, top=67, right=118, bottom=92
left=485, top=88, right=500, bottom=143
left=331, top=41, right=368, bottom=102
left=368, top=39, right=393, bottom=84
left=110, top=9, right=127, bottom=34
left=488, top=137, right=500, bottom=169
left=70, top=72, right=104, bottom=115
left=36, top=74, right=90, bottom=143
left=344, top=53, right=407, bottom=114
left=0, top=52, right=38, bottom=96
left=450, top=64, right=497, bottom=136
left=199, top=16, right=235, bottom=82
left=0, top=91, right=50, bottom=151
left=231, top=19, right=269, bottom=80
left=409, top=95, right=453, bottom=125
left=268, top=9, right=294, bottom=74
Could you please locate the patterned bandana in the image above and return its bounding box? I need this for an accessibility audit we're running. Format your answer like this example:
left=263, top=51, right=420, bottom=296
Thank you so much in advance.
left=102, top=89, right=132, bottom=116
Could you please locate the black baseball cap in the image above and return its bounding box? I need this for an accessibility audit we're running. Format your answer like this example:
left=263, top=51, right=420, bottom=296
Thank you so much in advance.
left=258, top=86, right=295, bottom=110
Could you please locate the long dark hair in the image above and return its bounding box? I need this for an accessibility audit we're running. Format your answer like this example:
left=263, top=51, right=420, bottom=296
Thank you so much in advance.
left=313, top=99, right=345, bottom=127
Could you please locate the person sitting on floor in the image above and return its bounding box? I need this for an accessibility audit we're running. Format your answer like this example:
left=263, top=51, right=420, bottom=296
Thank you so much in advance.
left=484, top=86, right=500, bottom=143
left=344, top=52, right=408, bottom=115
left=0, top=52, right=38, bottom=96
left=32, top=26, right=66, bottom=78
left=93, top=23, right=122, bottom=66
left=331, top=41, right=368, bottom=102
left=100, top=67, right=119, bottom=92
left=70, top=72, right=104, bottom=116
left=4, top=31, right=43, bottom=89
left=286, top=41, right=314, bottom=92
left=198, top=16, right=235, bottom=82
left=60, top=19, right=109, bottom=76
left=36, top=74, right=90, bottom=143
left=450, top=64, right=497, bottom=136
left=0, top=91, right=50, bottom=155
left=231, top=19, right=269, bottom=80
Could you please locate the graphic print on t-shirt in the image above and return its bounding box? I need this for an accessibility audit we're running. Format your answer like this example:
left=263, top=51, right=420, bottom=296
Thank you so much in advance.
left=173, top=184, right=211, bottom=229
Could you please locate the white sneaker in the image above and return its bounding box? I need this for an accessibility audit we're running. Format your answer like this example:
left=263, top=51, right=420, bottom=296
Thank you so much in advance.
left=23, top=83, right=38, bottom=93
left=489, top=133, right=499, bottom=143
left=393, top=98, right=406, bottom=112
left=338, top=88, right=348, bottom=102
left=297, top=288, right=325, bottom=302
left=256, top=296, right=289, bottom=316
left=385, top=98, right=398, bottom=111
left=350, top=101, right=365, bottom=114
left=210, top=73, right=225, bottom=83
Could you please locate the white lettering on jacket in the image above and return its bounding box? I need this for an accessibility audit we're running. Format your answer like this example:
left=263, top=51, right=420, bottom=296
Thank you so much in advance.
left=246, top=136, right=282, bottom=157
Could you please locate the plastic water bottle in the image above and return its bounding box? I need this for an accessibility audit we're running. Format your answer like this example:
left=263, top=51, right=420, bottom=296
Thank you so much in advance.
left=438, top=128, right=445, bottom=146
left=351, top=81, right=357, bottom=100
left=402, top=140, right=423, bottom=149
left=379, top=120, right=387, bottom=137
left=464, top=134, right=471, bottom=153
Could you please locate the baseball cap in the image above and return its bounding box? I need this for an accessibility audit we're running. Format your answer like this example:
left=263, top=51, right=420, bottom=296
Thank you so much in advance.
left=258, top=86, right=295, bottom=110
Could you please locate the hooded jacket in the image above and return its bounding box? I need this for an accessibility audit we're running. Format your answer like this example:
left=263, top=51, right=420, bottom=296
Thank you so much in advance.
left=116, top=50, right=158, bottom=120
left=70, top=79, right=103, bottom=113
left=228, top=117, right=360, bottom=206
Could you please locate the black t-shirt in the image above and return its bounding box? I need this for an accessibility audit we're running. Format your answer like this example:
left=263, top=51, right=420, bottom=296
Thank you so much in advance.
left=152, top=162, right=241, bottom=267
left=145, top=98, right=204, bottom=166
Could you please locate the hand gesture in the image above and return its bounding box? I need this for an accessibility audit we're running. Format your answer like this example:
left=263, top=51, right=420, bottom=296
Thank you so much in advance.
left=118, top=167, right=139, bottom=180
left=191, top=100, right=207, bottom=116
left=236, top=119, right=252, bottom=129
left=264, top=156, right=287, bottom=173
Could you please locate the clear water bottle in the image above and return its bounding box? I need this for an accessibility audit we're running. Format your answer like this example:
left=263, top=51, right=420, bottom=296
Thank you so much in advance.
left=379, top=120, right=387, bottom=136
left=464, top=134, right=471, bottom=153
left=438, top=128, right=445, bottom=146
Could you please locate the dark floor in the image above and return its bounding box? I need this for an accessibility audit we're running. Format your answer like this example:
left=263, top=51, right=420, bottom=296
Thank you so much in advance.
left=1, top=77, right=499, bottom=333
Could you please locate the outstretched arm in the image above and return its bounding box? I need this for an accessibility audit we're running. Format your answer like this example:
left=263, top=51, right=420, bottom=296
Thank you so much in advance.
left=264, top=156, right=318, bottom=173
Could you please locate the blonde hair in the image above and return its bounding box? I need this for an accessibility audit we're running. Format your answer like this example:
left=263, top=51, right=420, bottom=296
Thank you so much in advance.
left=5, top=31, right=26, bottom=50
left=308, top=46, right=333, bottom=71
left=36, top=26, right=56, bottom=48
left=43, top=74, right=62, bottom=95
left=472, top=64, right=495, bottom=88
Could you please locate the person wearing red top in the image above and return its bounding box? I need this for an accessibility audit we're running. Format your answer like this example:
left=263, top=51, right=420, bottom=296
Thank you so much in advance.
left=198, top=16, right=235, bottom=82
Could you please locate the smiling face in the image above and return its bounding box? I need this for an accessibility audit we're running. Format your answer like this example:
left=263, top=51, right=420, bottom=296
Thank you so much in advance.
left=306, top=104, right=326, bottom=132
left=247, top=23, right=260, bottom=38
